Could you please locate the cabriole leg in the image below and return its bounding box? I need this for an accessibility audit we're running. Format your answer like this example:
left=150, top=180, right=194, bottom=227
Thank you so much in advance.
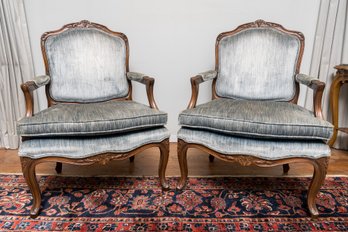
left=177, top=139, right=189, bottom=190
left=307, top=157, right=329, bottom=218
left=158, top=139, right=169, bottom=190
left=20, top=157, right=41, bottom=218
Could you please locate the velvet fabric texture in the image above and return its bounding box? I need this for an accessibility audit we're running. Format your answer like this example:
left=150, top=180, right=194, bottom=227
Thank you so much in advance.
left=127, top=72, right=148, bottom=84
left=17, top=101, right=167, bottom=137
left=19, top=127, right=169, bottom=159
left=44, top=28, right=128, bottom=103
left=296, top=73, right=318, bottom=86
left=197, top=70, right=217, bottom=81
left=178, top=128, right=330, bottom=160
left=216, top=28, right=300, bottom=101
left=179, top=98, right=333, bottom=141
left=32, top=75, right=50, bottom=87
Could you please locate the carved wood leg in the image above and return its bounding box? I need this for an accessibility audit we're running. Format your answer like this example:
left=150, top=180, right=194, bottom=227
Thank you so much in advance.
left=129, top=156, right=135, bottom=162
left=158, top=139, right=169, bottom=190
left=283, top=164, right=290, bottom=174
left=307, top=157, right=329, bottom=218
left=20, top=157, right=41, bottom=218
left=55, top=162, right=62, bottom=174
left=209, top=154, right=215, bottom=162
left=177, top=139, right=189, bottom=190
left=328, top=78, right=342, bottom=146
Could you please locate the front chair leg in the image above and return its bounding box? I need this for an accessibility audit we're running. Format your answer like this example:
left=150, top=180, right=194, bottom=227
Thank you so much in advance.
left=307, top=157, right=329, bottom=218
left=158, top=139, right=169, bottom=190
left=55, top=162, right=62, bottom=174
left=177, top=139, right=189, bottom=190
left=20, top=157, right=41, bottom=218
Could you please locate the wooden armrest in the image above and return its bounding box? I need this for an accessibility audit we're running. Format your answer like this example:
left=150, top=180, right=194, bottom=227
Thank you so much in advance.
left=21, top=75, right=50, bottom=117
left=187, top=70, right=217, bottom=109
left=296, top=74, right=325, bottom=119
left=127, top=72, right=159, bottom=109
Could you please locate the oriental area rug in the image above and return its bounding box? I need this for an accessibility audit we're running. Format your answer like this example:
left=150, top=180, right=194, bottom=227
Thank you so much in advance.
left=0, top=175, right=347, bottom=231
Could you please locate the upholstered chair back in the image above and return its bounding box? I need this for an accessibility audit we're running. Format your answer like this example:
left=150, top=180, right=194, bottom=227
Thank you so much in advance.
left=215, top=22, right=303, bottom=101
left=42, top=23, right=128, bottom=103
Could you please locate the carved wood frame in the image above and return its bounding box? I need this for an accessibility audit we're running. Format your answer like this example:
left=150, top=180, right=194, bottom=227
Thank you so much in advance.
left=40, top=20, right=132, bottom=106
left=21, top=138, right=169, bottom=218
left=177, top=139, right=329, bottom=219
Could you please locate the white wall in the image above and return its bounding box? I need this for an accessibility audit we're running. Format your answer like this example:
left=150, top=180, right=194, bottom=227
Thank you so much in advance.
left=24, top=0, right=320, bottom=141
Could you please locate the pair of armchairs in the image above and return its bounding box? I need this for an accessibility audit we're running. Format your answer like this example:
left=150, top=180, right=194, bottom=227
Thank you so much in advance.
left=18, top=20, right=333, bottom=219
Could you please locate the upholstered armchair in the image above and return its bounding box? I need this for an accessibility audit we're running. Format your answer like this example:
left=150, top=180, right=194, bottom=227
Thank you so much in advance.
left=177, top=20, right=333, bottom=218
left=17, top=21, right=169, bottom=218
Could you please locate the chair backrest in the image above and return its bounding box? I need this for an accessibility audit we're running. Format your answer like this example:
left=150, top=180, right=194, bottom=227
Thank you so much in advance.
left=214, top=20, right=304, bottom=102
left=41, top=20, right=130, bottom=104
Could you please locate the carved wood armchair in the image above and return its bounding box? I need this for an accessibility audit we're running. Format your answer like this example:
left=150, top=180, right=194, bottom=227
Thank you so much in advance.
left=177, top=20, right=333, bottom=218
left=17, top=21, right=169, bottom=218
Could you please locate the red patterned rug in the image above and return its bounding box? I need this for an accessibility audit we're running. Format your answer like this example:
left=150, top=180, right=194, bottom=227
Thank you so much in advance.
left=0, top=175, right=347, bottom=231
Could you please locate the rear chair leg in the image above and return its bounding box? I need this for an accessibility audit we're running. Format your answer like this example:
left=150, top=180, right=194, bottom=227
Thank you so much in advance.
left=20, top=157, right=41, bottom=218
left=307, top=157, right=329, bottom=218
left=55, top=162, right=62, bottom=174
left=209, top=154, right=215, bottom=162
left=283, top=164, right=290, bottom=174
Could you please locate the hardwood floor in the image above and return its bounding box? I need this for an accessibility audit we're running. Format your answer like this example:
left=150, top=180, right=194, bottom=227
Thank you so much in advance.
left=1, top=143, right=348, bottom=177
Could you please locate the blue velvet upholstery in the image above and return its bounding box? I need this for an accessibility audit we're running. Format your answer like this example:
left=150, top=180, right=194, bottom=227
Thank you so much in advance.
left=17, top=101, right=167, bottom=137
left=127, top=72, right=148, bottom=84
left=178, top=128, right=330, bottom=160
left=296, top=73, right=318, bottom=86
left=197, top=70, right=217, bottom=81
left=45, top=28, right=128, bottom=102
left=216, top=28, right=300, bottom=101
left=179, top=98, right=333, bottom=141
left=19, top=127, right=169, bottom=159
left=32, top=75, right=50, bottom=87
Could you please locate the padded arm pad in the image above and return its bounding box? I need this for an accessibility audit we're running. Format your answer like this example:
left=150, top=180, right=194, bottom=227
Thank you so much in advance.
left=22, top=75, right=50, bottom=92
left=197, top=70, right=218, bottom=81
left=33, top=75, right=50, bottom=87
left=296, top=73, right=318, bottom=86
left=127, top=72, right=148, bottom=84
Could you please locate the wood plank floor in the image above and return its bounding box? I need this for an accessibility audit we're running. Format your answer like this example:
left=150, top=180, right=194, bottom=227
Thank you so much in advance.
left=1, top=143, right=348, bottom=177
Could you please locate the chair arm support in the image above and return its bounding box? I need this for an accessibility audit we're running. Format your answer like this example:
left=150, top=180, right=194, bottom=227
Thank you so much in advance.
left=20, top=75, right=50, bottom=117
left=127, top=72, right=159, bottom=109
left=296, top=74, right=325, bottom=119
left=188, top=70, right=217, bottom=109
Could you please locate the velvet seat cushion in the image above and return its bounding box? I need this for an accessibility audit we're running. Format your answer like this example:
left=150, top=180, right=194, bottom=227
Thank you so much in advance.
left=179, top=98, right=333, bottom=141
left=17, top=101, right=167, bottom=137
left=178, top=128, right=330, bottom=160
left=19, top=127, right=169, bottom=159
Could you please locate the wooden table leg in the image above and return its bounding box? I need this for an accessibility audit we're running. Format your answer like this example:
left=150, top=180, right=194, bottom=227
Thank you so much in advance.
left=329, top=78, right=342, bottom=146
